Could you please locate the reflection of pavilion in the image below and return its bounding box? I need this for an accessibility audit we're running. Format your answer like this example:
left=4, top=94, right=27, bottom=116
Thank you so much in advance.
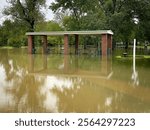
left=131, top=39, right=139, bottom=86
left=28, top=55, right=113, bottom=79
left=28, top=54, right=150, bottom=105
left=27, top=55, right=114, bottom=112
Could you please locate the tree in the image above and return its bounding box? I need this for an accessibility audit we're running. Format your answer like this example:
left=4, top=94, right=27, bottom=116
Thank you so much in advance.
left=50, top=0, right=98, bottom=30
left=4, top=0, right=46, bottom=32
left=0, top=24, right=8, bottom=46
left=50, top=0, right=150, bottom=46
left=0, top=19, right=27, bottom=47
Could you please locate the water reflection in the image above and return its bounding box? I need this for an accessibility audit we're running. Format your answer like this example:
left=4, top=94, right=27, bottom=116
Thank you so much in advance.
left=131, top=40, right=139, bottom=86
left=0, top=49, right=150, bottom=113
left=131, top=49, right=139, bottom=86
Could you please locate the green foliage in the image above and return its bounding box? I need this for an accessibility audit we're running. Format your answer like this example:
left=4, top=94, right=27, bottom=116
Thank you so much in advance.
left=50, top=0, right=99, bottom=30
left=50, top=0, right=150, bottom=46
left=4, top=0, right=46, bottom=31
left=36, top=21, right=63, bottom=31
left=0, top=19, right=27, bottom=47
left=7, top=35, right=26, bottom=47
left=35, top=21, right=63, bottom=45
left=0, top=26, right=8, bottom=46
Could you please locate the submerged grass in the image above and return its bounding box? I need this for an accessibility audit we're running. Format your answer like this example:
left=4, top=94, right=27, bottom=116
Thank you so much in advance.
left=0, top=46, right=27, bottom=49
left=116, top=55, right=150, bottom=59
left=144, top=55, right=150, bottom=59
left=0, top=46, right=14, bottom=49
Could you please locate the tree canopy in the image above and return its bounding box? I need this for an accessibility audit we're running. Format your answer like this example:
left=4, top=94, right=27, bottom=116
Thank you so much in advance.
left=50, top=0, right=150, bottom=45
left=4, top=0, right=46, bottom=31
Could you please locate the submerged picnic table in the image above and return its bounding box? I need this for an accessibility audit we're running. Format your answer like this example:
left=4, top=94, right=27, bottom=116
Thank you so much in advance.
left=26, top=30, right=113, bottom=56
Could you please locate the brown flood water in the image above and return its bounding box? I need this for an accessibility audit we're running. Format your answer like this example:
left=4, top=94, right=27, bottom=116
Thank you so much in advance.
left=0, top=48, right=150, bottom=113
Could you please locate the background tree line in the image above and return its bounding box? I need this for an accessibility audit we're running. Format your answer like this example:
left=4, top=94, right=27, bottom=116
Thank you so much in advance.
left=0, top=0, right=150, bottom=48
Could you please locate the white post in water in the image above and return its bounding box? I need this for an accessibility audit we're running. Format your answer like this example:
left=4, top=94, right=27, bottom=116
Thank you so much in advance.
left=133, top=39, right=136, bottom=72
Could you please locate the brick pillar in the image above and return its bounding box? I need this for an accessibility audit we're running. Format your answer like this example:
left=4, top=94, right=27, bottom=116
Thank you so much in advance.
left=101, top=34, right=112, bottom=56
left=42, top=35, right=48, bottom=54
left=101, top=34, right=108, bottom=56
left=107, top=34, right=112, bottom=55
left=64, top=34, right=69, bottom=55
left=75, top=34, right=79, bottom=55
left=28, top=35, right=33, bottom=54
